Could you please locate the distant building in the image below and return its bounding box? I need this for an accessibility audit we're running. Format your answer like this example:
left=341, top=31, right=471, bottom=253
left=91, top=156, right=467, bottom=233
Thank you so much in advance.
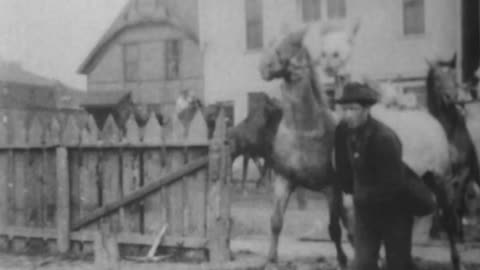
left=78, top=0, right=203, bottom=120
left=0, top=60, right=84, bottom=110
left=79, top=0, right=478, bottom=123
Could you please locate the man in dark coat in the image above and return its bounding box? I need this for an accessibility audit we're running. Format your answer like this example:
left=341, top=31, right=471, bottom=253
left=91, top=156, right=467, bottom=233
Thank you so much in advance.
left=334, top=82, right=436, bottom=270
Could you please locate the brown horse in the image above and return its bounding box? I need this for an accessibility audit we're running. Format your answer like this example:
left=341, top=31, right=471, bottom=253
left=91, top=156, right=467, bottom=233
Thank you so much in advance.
left=425, top=56, right=480, bottom=244
left=259, top=28, right=350, bottom=268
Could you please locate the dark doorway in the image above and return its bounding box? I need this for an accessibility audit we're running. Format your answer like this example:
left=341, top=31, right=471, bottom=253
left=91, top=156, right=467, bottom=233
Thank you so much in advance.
left=462, top=0, right=480, bottom=83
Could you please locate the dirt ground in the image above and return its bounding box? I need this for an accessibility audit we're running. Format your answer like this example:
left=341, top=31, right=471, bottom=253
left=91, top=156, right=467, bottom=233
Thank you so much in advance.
left=1, top=185, right=479, bottom=270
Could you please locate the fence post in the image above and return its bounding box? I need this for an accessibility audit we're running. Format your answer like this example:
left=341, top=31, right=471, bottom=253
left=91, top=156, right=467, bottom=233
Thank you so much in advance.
left=56, top=146, right=70, bottom=253
left=207, top=108, right=231, bottom=262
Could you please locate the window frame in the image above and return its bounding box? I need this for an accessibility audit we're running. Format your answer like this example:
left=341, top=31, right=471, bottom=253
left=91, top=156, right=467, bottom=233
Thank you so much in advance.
left=301, top=0, right=322, bottom=22
left=326, top=0, right=346, bottom=19
left=402, top=0, right=425, bottom=36
left=165, top=39, right=181, bottom=81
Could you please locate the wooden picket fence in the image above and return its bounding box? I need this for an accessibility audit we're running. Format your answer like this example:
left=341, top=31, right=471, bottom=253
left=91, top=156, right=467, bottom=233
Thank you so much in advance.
left=0, top=108, right=232, bottom=262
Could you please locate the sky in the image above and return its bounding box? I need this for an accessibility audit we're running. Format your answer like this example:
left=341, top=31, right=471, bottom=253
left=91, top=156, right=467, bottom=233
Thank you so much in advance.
left=0, top=0, right=129, bottom=90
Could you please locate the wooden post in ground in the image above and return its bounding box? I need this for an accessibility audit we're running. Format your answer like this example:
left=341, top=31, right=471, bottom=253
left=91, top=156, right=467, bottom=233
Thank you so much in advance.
left=95, top=114, right=121, bottom=270
left=207, top=108, right=232, bottom=262
left=94, top=221, right=120, bottom=270
left=56, top=146, right=70, bottom=253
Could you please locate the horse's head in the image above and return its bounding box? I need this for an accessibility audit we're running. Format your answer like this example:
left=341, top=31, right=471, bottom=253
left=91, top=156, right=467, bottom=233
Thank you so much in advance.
left=259, top=28, right=311, bottom=82
left=303, top=19, right=360, bottom=76
left=426, top=54, right=458, bottom=104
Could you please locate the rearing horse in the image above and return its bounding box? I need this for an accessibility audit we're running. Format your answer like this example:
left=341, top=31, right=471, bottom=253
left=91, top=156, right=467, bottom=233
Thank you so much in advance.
left=260, top=28, right=350, bottom=268
left=426, top=56, right=480, bottom=241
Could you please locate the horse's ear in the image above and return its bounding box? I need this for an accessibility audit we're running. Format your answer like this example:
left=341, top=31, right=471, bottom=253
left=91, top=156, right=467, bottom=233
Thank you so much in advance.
left=448, top=53, right=457, bottom=68
left=348, top=18, right=361, bottom=43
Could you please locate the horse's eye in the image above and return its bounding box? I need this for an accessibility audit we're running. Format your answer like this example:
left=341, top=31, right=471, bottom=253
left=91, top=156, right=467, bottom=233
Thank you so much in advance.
left=333, top=52, right=339, bottom=58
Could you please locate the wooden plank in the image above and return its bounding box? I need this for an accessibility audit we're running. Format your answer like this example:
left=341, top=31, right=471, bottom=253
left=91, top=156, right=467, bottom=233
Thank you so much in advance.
left=47, top=117, right=61, bottom=145
left=12, top=110, right=26, bottom=145
left=14, top=150, right=26, bottom=227
left=100, top=153, right=121, bottom=233
left=100, top=114, right=120, bottom=144
left=142, top=112, right=162, bottom=143
left=72, top=156, right=209, bottom=231
left=6, top=150, right=15, bottom=227
left=44, top=149, right=57, bottom=228
left=143, top=113, right=165, bottom=235
left=143, top=149, right=167, bottom=235
left=65, top=117, right=82, bottom=232
left=94, top=223, right=120, bottom=270
left=185, top=147, right=209, bottom=237
left=0, top=149, right=8, bottom=249
left=56, top=147, right=70, bottom=253
left=0, top=150, right=7, bottom=246
left=23, top=150, right=42, bottom=228
left=168, top=148, right=185, bottom=237
left=62, top=115, right=80, bottom=145
left=28, top=117, right=44, bottom=228
left=78, top=150, right=100, bottom=230
left=69, top=150, right=82, bottom=230
left=122, top=116, right=141, bottom=234
left=100, top=114, right=122, bottom=234
left=0, top=108, right=8, bottom=249
left=207, top=109, right=232, bottom=262
left=187, top=110, right=208, bottom=144
left=81, top=114, right=99, bottom=144
left=122, top=149, right=142, bottom=233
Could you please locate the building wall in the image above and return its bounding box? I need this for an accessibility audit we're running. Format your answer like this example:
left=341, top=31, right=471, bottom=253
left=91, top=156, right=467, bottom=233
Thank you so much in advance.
left=0, top=81, right=57, bottom=109
left=199, top=0, right=458, bottom=123
left=87, top=24, right=204, bottom=112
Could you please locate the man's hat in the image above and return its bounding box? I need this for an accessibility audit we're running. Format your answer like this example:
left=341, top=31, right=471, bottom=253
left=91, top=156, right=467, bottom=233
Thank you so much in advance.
left=335, top=82, right=378, bottom=106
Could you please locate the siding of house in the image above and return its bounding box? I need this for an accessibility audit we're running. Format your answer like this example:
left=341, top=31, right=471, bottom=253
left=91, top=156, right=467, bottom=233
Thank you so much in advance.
left=84, top=0, right=203, bottom=117
left=87, top=26, right=203, bottom=107
left=198, top=0, right=458, bottom=123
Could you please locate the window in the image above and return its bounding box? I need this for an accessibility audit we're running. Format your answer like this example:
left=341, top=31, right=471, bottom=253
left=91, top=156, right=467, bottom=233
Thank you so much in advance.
left=124, top=43, right=140, bottom=82
left=301, top=0, right=322, bottom=22
left=165, top=39, right=181, bottom=80
left=403, top=0, right=425, bottom=35
left=327, top=0, right=346, bottom=18
left=245, top=0, right=263, bottom=50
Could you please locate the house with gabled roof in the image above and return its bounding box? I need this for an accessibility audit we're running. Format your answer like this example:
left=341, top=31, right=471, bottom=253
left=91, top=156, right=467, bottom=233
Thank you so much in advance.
left=78, top=0, right=203, bottom=118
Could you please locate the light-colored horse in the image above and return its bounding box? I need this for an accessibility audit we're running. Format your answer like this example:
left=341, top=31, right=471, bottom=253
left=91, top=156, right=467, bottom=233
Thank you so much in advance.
left=259, top=23, right=355, bottom=268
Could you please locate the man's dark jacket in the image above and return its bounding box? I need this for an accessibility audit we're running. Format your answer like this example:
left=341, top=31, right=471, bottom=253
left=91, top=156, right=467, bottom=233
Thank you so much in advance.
left=334, top=115, right=436, bottom=214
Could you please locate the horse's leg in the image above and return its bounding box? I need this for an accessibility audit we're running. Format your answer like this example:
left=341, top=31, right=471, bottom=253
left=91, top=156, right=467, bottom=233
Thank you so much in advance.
left=296, top=188, right=307, bottom=210
left=267, top=174, right=294, bottom=263
left=325, top=185, right=348, bottom=269
left=429, top=210, right=442, bottom=239
left=429, top=173, right=465, bottom=270
left=254, top=158, right=267, bottom=187
left=241, top=155, right=250, bottom=195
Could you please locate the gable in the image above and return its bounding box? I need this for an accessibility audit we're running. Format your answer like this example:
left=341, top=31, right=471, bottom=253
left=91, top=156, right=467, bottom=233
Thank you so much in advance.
left=78, top=0, right=199, bottom=75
